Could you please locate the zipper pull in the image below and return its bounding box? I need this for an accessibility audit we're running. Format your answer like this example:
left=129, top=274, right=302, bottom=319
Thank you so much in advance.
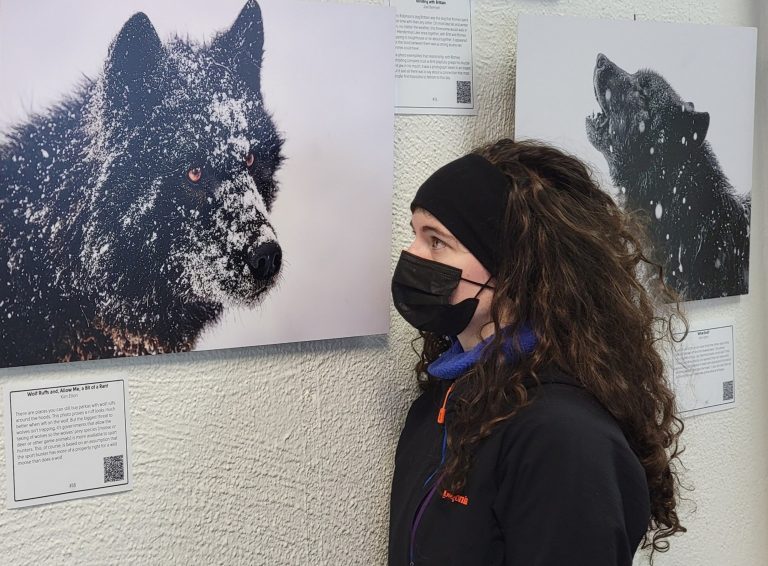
left=437, top=382, right=455, bottom=424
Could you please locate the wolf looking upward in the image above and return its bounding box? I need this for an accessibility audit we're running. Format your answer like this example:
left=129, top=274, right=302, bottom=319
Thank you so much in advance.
left=586, top=53, right=749, bottom=302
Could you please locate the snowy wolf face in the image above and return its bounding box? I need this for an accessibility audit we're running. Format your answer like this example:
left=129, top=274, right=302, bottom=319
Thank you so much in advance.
left=586, top=53, right=710, bottom=185
left=80, top=0, right=284, bottom=311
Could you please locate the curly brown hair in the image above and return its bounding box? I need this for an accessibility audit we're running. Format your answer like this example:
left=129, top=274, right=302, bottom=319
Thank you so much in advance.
left=411, top=138, right=690, bottom=559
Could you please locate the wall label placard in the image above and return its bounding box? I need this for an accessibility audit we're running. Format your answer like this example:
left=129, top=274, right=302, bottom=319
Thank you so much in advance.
left=392, top=0, right=476, bottom=115
left=671, top=325, right=735, bottom=417
left=4, top=377, right=132, bottom=508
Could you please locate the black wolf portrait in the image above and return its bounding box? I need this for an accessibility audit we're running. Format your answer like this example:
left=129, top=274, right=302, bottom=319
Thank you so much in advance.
left=586, top=53, right=750, bottom=301
left=0, top=0, right=285, bottom=367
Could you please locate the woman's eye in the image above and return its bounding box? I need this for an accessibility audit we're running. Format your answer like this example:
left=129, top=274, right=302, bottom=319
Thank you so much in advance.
left=187, top=167, right=202, bottom=183
left=430, top=237, right=445, bottom=249
left=245, top=152, right=255, bottom=168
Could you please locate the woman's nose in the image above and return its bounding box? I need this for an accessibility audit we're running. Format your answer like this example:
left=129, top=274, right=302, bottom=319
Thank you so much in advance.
left=405, top=239, right=426, bottom=258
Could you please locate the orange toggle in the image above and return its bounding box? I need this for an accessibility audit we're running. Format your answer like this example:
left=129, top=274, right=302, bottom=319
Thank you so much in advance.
left=437, top=382, right=455, bottom=424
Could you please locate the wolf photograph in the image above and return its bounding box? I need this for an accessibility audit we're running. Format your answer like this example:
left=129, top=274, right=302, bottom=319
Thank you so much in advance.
left=587, top=53, right=750, bottom=300
left=514, top=16, right=756, bottom=303
left=0, top=0, right=394, bottom=369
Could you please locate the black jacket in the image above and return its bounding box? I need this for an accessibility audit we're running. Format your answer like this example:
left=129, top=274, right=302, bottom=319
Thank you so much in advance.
left=388, top=368, right=651, bottom=566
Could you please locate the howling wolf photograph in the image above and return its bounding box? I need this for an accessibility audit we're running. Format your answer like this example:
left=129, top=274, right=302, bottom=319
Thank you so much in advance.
left=0, top=0, right=394, bottom=369
left=514, top=15, right=757, bottom=303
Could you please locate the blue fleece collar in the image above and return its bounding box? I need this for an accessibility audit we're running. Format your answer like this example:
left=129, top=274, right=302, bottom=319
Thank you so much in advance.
left=426, top=324, right=537, bottom=380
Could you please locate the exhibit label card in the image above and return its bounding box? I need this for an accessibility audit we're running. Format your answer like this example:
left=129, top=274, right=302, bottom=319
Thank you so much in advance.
left=4, top=377, right=132, bottom=508
left=670, top=326, right=735, bottom=417
left=392, top=0, right=476, bottom=115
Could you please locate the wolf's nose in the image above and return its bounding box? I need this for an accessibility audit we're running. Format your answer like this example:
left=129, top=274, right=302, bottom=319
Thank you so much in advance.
left=245, top=242, right=282, bottom=280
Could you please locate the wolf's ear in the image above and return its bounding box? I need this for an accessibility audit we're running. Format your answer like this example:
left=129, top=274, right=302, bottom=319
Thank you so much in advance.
left=104, top=13, right=163, bottom=118
left=672, top=102, right=709, bottom=147
left=212, top=0, right=265, bottom=94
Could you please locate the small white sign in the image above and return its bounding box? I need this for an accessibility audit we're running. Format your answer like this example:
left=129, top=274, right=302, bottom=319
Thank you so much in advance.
left=670, top=325, right=735, bottom=417
left=392, top=0, right=476, bottom=115
left=5, top=377, right=132, bottom=508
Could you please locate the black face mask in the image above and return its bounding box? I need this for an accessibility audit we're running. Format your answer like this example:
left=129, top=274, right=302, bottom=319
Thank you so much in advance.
left=391, top=250, right=495, bottom=336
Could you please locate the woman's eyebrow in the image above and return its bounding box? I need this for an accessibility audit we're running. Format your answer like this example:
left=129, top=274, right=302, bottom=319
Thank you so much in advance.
left=425, top=226, right=455, bottom=241
left=410, top=221, right=456, bottom=242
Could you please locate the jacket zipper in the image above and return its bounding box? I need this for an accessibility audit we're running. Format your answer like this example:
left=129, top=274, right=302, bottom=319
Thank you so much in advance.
left=408, top=381, right=455, bottom=565
left=408, top=481, right=440, bottom=566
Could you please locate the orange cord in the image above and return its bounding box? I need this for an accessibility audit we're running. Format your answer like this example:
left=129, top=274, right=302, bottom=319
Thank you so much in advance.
left=437, top=382, right=455, bottom=424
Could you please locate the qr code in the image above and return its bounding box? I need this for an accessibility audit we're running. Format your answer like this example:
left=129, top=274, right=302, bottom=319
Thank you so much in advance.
left=456, top=81, right=472, bottom=104
left=104, top=455, right=124, bottom=483
left=722, top=380, right=734, bottom=401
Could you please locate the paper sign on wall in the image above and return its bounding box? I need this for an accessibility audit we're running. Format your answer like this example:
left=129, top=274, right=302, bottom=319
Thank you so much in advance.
left=4, top=377, right=132, bottom=508
left=670, top=325, right=735, bottom=417
left=392, top=0, right=476, bottom=115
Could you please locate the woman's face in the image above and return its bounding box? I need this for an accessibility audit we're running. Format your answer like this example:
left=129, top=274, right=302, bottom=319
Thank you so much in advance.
left=407, top=208, right=495, bottom=346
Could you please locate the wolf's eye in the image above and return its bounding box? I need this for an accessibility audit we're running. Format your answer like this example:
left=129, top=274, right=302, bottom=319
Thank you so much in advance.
left=187, top=167, right=202, bottom=183
left=245, top=152, right=255, bottom=168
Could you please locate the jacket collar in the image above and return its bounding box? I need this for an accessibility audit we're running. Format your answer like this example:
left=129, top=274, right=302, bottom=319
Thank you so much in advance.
left=521, top=366, right=582, bottom=389
left=436, top=365, right=582, bottom=421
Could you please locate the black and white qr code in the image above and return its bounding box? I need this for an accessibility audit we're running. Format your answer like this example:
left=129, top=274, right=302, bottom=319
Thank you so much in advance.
left=104, top=455, right=125, bottom=483
left=722, top=380, right=734, bottom=401
left=456, top=81, right=472, bottom=104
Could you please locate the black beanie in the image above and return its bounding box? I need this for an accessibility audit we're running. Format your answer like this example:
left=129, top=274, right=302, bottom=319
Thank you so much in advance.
left=410, top=154, right=511, bottom=275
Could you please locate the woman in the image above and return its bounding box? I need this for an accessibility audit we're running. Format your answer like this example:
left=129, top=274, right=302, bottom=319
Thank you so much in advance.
left=388, top=139, right=687, bottom=566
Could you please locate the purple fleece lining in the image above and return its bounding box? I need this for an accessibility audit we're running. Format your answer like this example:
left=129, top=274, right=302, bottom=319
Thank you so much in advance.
left=426, top=323, right=537, bottom=381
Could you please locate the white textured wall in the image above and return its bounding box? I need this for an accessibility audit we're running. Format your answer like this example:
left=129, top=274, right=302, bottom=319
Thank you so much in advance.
left=1, top=0, right=766, bottom=564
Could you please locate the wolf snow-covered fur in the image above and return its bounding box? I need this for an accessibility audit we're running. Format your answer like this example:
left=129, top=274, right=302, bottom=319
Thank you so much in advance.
left=0, top=0, right=284, bottom=367
left=586, top=53, right=750, bottom=301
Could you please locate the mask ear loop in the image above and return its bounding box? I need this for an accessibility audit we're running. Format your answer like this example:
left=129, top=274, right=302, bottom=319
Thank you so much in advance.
left=462, top=274, right=495, bottom=297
